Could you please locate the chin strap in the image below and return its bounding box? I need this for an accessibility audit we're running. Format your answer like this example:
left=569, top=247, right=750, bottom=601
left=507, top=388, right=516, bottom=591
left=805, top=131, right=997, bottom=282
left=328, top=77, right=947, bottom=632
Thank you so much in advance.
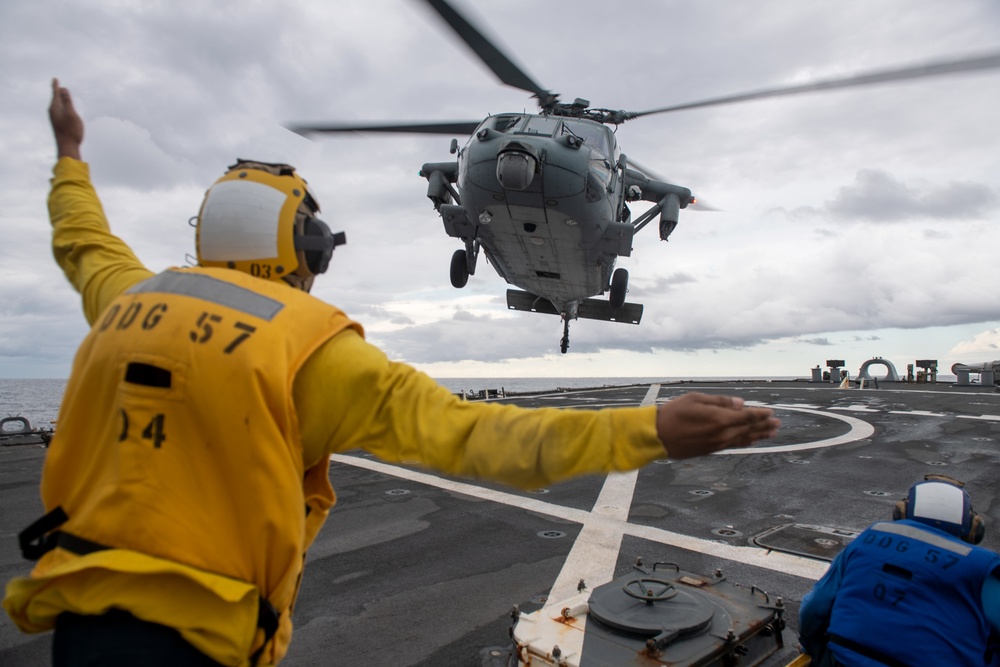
left=281, top=273, right=314, bottom=293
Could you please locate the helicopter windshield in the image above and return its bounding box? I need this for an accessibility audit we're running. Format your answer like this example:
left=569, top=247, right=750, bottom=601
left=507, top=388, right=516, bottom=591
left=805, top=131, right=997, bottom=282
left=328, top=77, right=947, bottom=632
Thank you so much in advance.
left=490, top=115, right=522, bottom=132
left=520, top=116, right=561, bottom=136
left=560, top=120, right=611, bottom=155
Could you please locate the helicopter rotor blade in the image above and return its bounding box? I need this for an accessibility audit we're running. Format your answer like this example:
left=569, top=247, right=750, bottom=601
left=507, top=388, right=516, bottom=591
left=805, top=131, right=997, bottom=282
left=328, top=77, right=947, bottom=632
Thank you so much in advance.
left=287, top=120, right=482, bottom=136
left=626, top=50, right=1000, bottom=120
left=421, top=0, right=554, bottom=104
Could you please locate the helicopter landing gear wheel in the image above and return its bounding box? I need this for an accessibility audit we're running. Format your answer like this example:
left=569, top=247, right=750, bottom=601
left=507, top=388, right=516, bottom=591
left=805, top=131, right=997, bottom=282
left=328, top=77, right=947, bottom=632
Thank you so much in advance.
left=450, top=249, right=469, bottom=288
left=610, top=268, right=628, bottom=309
left=560, top=318, right=570, bottom=354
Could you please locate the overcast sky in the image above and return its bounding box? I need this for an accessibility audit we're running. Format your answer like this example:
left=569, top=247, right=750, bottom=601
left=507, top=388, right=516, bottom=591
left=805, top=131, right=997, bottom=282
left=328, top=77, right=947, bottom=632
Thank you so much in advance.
left=2, top=0, right=999, bottom=380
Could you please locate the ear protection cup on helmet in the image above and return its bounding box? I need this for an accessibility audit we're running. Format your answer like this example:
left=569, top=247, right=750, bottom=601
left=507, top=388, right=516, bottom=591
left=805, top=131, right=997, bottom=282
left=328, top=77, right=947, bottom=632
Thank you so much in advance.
left=293, top=218, right=346, bottom=276
left=969, top=513, right=985, bottom=545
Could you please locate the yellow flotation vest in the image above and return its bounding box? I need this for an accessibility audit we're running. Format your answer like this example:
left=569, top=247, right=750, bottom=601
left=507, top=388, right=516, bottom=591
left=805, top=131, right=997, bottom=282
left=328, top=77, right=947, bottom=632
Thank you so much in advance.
left=4, top=267, right=360, bottom=666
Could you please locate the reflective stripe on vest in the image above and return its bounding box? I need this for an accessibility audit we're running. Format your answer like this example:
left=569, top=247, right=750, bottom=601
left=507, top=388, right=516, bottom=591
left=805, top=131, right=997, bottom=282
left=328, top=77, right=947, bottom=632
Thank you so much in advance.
left=127, top=271, right=284, bottom=320
left=870, top=522, right=972, bottom=556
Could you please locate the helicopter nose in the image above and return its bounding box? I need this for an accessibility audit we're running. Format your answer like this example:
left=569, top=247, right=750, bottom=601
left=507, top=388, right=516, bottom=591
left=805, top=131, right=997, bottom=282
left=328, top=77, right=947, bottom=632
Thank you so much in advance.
left=496, top=151, right=536, bottom=191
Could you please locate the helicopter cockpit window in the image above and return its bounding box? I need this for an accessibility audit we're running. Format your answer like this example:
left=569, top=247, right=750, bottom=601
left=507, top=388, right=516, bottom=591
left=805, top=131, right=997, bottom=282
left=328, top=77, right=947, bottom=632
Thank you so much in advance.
left=560, top=120, right=611, bottom=155
left=586, top=159, right=611, bottom=203
left=491, top=115, right=522, bottom=133
left=520, top=116, right=561, bottom=136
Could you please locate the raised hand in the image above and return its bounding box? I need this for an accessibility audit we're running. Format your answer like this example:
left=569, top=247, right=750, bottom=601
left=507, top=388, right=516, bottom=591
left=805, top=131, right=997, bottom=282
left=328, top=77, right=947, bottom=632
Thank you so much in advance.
left=49, top=78, right=83, bottom=160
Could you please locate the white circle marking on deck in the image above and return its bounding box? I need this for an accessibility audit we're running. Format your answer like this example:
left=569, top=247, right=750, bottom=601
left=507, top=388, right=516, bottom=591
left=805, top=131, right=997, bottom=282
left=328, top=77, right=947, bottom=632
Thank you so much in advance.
left=552, top=400, right=875, bottom=455
left=719, top=404, right=874, bottom=454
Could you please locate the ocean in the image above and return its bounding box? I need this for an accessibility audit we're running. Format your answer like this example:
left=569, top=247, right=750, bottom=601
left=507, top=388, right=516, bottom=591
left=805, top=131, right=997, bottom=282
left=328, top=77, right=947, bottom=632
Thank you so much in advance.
left=1, top=376, right=809, bottom=427
left=5, top=372, right=967, bottom=428
left=430, top=376, right=800, bottom=396
left=0, top=379, right=68, bottom=428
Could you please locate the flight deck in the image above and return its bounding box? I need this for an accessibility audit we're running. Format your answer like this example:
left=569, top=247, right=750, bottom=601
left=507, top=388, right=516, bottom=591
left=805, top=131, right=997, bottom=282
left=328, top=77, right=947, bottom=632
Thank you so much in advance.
left=2, top=380, right=999, bottom=665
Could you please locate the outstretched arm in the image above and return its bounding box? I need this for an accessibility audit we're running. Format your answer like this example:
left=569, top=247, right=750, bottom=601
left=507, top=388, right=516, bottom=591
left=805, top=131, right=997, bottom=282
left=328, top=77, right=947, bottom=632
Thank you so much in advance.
left=296, top=332, right=782, bottom=486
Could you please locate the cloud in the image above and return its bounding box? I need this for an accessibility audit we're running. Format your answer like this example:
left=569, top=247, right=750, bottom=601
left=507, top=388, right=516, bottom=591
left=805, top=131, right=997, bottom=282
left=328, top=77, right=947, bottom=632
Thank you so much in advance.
left=373, top=311, right=555, bottom=363
left=797, top=337, right=834, bottom=346
left=4, top=0, right=1000, bottom=378
left=949, top=328, right=1000, bottom=358
left=0, top=277, right=89, bottom=374
left=86, top=117, right=195, bottom=190
left=629, top=273, right=699, bottom=298
left=826, top=170, right=997, bottom=222
left=786, top=169, right=998, bottom=223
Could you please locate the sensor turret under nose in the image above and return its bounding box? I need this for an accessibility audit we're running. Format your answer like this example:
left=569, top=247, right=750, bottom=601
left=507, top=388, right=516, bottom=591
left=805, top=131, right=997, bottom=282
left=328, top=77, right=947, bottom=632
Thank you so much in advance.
left=497, top=151, right=536, bottom=190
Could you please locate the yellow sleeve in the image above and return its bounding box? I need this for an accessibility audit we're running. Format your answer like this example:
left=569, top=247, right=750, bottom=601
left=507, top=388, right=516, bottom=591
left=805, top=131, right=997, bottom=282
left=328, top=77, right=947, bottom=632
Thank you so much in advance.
left=295, top=329, right=664, bottom=489
left=49, top=158, right=154, bottom=325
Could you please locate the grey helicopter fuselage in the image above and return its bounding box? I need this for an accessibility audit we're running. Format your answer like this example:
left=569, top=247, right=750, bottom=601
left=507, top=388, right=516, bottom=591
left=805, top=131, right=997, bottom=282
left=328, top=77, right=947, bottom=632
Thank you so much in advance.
left=457, top=113, right=625, bottom=310
left=421, top=112, right=691, bottom=327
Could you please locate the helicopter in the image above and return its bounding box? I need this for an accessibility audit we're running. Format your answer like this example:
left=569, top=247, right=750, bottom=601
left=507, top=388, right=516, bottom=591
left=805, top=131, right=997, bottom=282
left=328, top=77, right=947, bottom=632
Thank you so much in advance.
left=290, top=0, right=1000, bottom=354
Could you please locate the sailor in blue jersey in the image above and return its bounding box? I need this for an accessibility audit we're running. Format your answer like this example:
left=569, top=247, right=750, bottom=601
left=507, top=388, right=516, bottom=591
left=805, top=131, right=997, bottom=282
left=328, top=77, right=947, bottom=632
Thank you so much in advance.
left=799, top=475, right=1000, bottom=667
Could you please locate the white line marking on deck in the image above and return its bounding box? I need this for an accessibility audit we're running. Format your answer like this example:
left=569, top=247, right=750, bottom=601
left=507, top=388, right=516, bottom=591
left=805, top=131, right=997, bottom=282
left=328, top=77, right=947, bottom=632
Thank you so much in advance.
left=770, top=404, right=822, bottom=409
left=722, top=406, right=874, bottom=454
left=331, top=450, right=835, bottom=582
left=542, top=384, right=661, bottom=621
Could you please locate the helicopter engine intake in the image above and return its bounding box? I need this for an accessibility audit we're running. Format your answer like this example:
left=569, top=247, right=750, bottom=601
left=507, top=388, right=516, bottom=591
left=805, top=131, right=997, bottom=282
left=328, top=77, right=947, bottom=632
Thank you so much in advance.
left=496, top=151, right=537, bottom=191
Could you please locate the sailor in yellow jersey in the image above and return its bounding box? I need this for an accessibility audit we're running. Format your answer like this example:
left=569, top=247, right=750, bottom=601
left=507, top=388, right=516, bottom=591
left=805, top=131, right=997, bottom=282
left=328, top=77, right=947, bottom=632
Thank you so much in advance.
left=3, top=80, right=780, bottom=667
